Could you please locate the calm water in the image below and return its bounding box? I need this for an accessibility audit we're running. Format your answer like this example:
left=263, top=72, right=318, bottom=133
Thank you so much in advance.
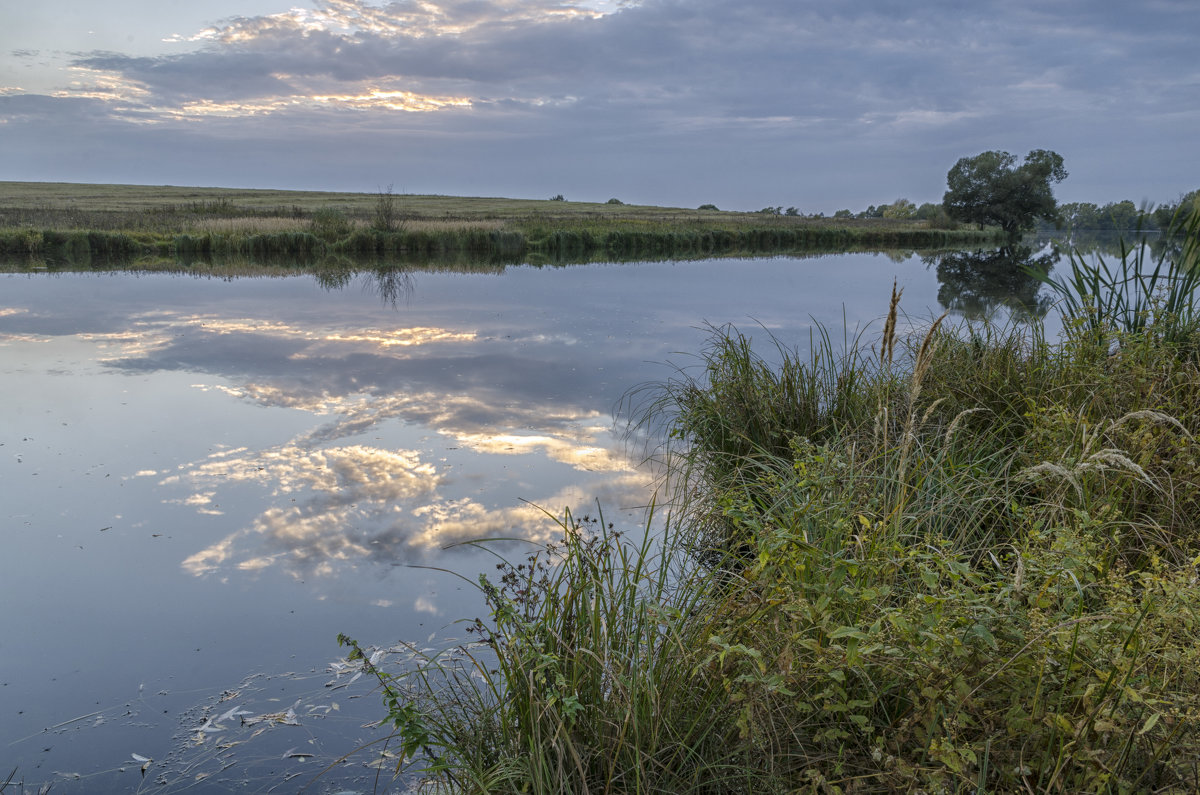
left=0, top=250, right=1044, bottom=791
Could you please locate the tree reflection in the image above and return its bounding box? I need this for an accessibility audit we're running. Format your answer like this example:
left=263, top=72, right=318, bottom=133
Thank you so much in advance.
left=312, top=257, right=355, bottom=291
left=925, top=244, right=1060, bottom=321
left=365, top=266, right=416, bottom=307
left=312, top=259, right=416, bottom=307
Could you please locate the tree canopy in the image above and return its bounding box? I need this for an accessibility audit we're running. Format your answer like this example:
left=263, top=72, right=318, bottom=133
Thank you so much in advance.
left=942, top=150, right=1067, bottom=236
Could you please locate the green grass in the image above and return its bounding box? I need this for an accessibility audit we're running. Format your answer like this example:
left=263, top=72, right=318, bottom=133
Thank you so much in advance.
left=642, top=205, right=1200, bottom=792
left=1030, top=205, right=1200, bottom=349
left=0, top=181, right=1005, bottom=268
left=337, top=509, right=756, bottom=793
left=339, top=206, right=1200, bottom=793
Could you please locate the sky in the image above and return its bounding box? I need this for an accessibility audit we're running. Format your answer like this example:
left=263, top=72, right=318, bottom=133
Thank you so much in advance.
left=1, top=0, right=1196, bottom=212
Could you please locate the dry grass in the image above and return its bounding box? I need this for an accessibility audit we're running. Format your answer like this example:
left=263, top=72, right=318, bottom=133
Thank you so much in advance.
left=403, top=218, right=506, bottom=232
left=0, top=181, right=1006, bottom=266
left=192, top=216, right=309, bottom=234
left=0, top=180, right=939, bottom=228
left=190, top=216, right=506, bottom=235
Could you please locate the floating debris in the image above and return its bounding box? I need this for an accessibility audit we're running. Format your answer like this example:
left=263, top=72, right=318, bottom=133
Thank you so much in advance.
left=131, top=753, right=152, bottom=777
left=242, top=706, right=300, bottom=727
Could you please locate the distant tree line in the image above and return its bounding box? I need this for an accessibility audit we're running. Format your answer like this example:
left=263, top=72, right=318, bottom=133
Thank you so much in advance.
left=742, top=175, right=1195, bottom=237
left=819, top=190, right=1197, bottom=235
left=752, top=199, right=958, bottom=227
left=1047, top=191, right=1198, bottom=233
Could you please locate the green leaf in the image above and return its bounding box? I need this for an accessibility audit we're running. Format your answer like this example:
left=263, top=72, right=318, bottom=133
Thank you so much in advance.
left=1139, top=712, right=1161, bottom=736
left=829, top=626, right=868, bottom=641
left=969, top=623, right=998, bottom=650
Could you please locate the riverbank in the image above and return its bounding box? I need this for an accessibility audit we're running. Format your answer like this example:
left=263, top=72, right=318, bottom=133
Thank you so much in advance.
left=0, top=181, right=1004, bottom=267
left=351, top=210, right=1200, bottom=792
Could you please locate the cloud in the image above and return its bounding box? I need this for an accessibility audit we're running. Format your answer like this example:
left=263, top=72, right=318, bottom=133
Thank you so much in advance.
left=51, top=0, right=1190, bottom=127
left=66, top=0, right=636, bottom=111
left=99, top=310, right=632, bottom=449
left=2, top=0, right=1195, bottom=207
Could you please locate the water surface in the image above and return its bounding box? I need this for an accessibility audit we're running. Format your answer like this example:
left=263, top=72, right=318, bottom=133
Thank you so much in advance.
left=0, top=251, right=1033, bottom=791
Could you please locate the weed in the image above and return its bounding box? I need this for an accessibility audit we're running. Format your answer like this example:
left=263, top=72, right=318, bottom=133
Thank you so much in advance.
left=345, top=213, right=1200, bottom=792
left=339, top=507, right=766, bottom=793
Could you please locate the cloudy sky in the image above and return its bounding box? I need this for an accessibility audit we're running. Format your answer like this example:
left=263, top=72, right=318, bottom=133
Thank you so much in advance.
left=2, top=0, right=1196, bottom=211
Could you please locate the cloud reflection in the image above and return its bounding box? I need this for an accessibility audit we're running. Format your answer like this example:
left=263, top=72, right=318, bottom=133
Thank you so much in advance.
left=94, top=307, right=652, bottom=581
left=179, top=447, right=649, bottom=579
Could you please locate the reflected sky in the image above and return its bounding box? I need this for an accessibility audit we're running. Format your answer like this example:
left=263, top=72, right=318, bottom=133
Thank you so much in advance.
left=0, top=253, right=977, bottom=789
left=80, top=301, right=655, bottom=576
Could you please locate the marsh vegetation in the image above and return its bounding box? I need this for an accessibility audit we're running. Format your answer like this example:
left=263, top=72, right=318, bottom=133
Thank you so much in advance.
left=344, top=209, right=1200, bottom=792
left=0, top=181, right=1004, bottom=269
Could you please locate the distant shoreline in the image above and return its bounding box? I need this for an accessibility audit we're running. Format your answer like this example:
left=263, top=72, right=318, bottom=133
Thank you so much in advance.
left=0, top=181, right=1005, bottom=268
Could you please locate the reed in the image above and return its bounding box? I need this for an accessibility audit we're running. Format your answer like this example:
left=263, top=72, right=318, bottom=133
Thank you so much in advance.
left=1029, top=204, right=1200, bottom=350
left=0, top=222, right=998, bottom=271
left=341, top=215, right=1200, bottom=792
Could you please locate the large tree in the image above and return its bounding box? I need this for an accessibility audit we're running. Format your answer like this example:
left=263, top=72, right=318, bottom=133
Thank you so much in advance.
left=942, top=150, right=1067, bottom=237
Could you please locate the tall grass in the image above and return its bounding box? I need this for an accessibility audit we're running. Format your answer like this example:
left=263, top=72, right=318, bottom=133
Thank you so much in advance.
left=640, top=215, right=1200, bottom=790
left=337, top=509, right=770, bottom=793
left=1030, top=204, right=1200, bottom=349
left=342, top=211, right=1200, bottom=792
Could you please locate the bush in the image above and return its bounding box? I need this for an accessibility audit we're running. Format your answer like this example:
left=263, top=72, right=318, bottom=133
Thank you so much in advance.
left=646, top=224, right=1200, bottom=790
left=370, top=184, right=404, bottom=233
left=309, top=207, right=353, bottom=241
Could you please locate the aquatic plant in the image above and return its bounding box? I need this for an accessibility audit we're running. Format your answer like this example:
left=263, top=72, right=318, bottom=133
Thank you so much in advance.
left=1030, top=203, right=1200, bottom=349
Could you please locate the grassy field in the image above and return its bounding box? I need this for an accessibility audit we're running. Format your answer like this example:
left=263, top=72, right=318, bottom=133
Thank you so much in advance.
left=338, top=209, right=1200, bottom=792
left=0, top=181, right=1003, bottom=268
left=0, top=180, right=941, bottom=224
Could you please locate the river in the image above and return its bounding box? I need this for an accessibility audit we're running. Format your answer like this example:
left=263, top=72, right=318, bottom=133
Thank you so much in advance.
left=0, top=248, right=1046, bottom=792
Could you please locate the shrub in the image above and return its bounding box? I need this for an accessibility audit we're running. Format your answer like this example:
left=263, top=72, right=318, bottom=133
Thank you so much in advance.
left=309, top=207, right=353, bottom=241
left=641, top=221, right=1200, bottom=790
left=370, top=184, right=404, bottom=233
